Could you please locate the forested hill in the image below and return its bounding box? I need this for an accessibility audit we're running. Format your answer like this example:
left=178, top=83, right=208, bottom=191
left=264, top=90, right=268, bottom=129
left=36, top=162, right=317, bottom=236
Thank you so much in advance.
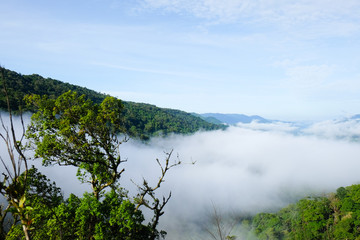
left=0, top=68, right=225, bottom=139
left=248, top=184, right=360, bottom=239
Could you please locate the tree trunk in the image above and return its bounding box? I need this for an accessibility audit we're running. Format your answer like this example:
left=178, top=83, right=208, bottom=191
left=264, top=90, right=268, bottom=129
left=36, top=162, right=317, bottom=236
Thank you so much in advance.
left=22, top=224, right=31, bottom=240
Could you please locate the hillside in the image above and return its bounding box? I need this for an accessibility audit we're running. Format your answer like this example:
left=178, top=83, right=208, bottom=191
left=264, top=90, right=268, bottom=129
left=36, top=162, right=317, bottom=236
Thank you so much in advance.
left=0, top=68, right=225, bottom=139
left=191, top=113, right=224, bottom=124
left=200, top=113, right=271, bottom=125
left=248, top=184, right=360, bottom=239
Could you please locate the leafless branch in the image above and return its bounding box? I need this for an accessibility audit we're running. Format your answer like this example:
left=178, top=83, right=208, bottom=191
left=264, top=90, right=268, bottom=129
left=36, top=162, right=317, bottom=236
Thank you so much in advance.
left=0, top=66, right=31, bottom=240
left=202, top=202, right=238, bottom=240
left=132, top=149, right=181, bottom=239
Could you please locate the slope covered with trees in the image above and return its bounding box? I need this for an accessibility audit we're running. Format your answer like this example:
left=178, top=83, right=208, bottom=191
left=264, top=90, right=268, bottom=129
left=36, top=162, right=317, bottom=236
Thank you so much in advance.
left=122, top=102, right=225, bottom=139
left=0, top=68, right=225, bottom=139
left=1, top=66, right=179, bottom=239
left=248, top=184, right=360, bottom=239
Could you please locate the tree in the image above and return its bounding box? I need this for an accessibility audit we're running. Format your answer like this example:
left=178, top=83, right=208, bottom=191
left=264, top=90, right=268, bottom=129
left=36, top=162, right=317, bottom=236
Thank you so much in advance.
left=0, top=66, right=32, bottom=240
left=133, top=150, right=180, bottom=240
left=5, top=167, right=64, bottom=239
left=25, top=91, right=180, bottom=239
left=201, top=203, right=239, bottom=240
left=25, top=91, right=126, bottom=200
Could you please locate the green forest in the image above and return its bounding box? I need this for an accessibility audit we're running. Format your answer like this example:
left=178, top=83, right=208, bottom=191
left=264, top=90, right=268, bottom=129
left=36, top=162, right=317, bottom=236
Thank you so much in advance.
left=2, top=66, right=360, bottom=239
left=247, top=184, right=360, bottom=240
left=0, top=66, right=181, bottom=239
left=0, top=68, right=225, bottom=140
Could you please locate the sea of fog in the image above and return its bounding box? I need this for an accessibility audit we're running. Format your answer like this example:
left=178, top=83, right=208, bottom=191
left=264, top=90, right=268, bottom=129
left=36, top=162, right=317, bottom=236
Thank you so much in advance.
left=2, top=112, right=360, bottom=239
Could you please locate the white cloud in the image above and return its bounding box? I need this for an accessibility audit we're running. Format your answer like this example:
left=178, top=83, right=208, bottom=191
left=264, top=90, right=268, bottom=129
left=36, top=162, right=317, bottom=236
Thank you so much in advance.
left=236, top=121, right=299, bottom=133
left=3, top=114, right=360, bottom=238
left=141, top=0, right=359, bottom=21
left=121, top=125, right=360, bottom=238
left=141, top=0, right=360, bottom=37
left=304, top=119, right=360, bottom=141
left=285, top=64, right=334, bottom=89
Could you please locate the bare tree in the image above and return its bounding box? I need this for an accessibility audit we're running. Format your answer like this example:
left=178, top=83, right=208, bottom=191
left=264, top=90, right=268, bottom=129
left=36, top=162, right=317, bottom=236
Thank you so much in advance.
left=202, top=202, right=238, bottom=240
left=0, top=66, right=31, bottom=240
left=133, top=150, right=181, bottom=240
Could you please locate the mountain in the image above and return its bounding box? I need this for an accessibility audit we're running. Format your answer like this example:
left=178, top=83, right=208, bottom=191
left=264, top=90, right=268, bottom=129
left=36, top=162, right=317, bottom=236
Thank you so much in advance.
left=191, top=113, right=224, bottom=125
left=250, top=184, right=360, bottom=239
left=199, top=113, right=271, bottom=125
left=350, top=114, right=360, bottom=120
left=0, top=68, right=225, bottom=139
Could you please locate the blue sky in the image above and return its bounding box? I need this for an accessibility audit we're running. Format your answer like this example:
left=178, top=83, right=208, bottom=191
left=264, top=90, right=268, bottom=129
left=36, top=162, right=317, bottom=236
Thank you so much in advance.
left=1, top=0, right=360, bottom=121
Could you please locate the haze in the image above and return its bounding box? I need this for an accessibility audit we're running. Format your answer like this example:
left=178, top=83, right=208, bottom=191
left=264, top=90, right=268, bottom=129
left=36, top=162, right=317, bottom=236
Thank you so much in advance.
left=124, top=123, right=360, bottom=238
left=3, top=113, right=360, bottom=238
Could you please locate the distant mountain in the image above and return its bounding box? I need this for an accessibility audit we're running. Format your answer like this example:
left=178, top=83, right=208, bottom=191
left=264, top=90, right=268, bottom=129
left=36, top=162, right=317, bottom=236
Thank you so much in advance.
left=199, top=113, right=271, bottom=125
left=0, top=67, right=225, bottom=139
left=350, top=114, right=360, bottom=120
left=191, top=113, right=224, bottom=125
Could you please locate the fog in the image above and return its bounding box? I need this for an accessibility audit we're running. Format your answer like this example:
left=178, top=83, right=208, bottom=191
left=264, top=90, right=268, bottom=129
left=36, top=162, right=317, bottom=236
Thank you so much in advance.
left=2, top=113, right=360, bottom=239
left=123, top=124, right=360, bottom=239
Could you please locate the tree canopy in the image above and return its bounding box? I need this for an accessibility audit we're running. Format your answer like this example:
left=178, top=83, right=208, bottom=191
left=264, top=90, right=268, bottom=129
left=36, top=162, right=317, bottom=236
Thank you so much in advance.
left=0, top=67, right=225, bottom=140
left=26, top=91, right=126, bottom=199
left=249, top=184, right=360, bottom=240
left=1, top=68, right=180, bottom=239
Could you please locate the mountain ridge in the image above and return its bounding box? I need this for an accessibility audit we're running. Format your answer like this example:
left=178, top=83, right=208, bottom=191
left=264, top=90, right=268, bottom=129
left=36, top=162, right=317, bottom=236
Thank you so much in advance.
left=0, top=67, right=225, bottom=139
left=199, top=112, right=271, bottom=125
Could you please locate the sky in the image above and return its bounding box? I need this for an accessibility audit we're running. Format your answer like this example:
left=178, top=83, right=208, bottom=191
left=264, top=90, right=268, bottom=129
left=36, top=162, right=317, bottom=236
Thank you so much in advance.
left=1, top=0, right=360, bottom=121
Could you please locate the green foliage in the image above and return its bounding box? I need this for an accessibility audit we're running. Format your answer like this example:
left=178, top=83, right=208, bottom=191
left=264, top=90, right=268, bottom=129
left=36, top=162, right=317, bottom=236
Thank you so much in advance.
left=26, top=91, right=126, bottom=199
left=252, top=213, right=283, bottom=239
left=30, top=191, right=152, bottom=240
left=4, top=167, right=64, bottom=239
left=1, top=68, right=174, bottom=239
left=250, top=184, right=360, bottom=240
left=0, top=67, right=225, bottom=138
left=6, top=189, right=154, bottom=240
left=0, top=69, right=104, bottom=112
left=121, top=101, right=225, bottom=138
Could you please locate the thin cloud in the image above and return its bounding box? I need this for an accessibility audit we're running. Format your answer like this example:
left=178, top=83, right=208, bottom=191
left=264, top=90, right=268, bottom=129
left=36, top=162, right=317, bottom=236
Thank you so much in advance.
left=140, top=0, right=360, bottom=37
left=91, top=62, right=189, bottom=77
left=236, top=121, right=299, bottom=133
left=285, top=64, right=334, bottom=89
left=303, top=119, right=360, bottom=141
